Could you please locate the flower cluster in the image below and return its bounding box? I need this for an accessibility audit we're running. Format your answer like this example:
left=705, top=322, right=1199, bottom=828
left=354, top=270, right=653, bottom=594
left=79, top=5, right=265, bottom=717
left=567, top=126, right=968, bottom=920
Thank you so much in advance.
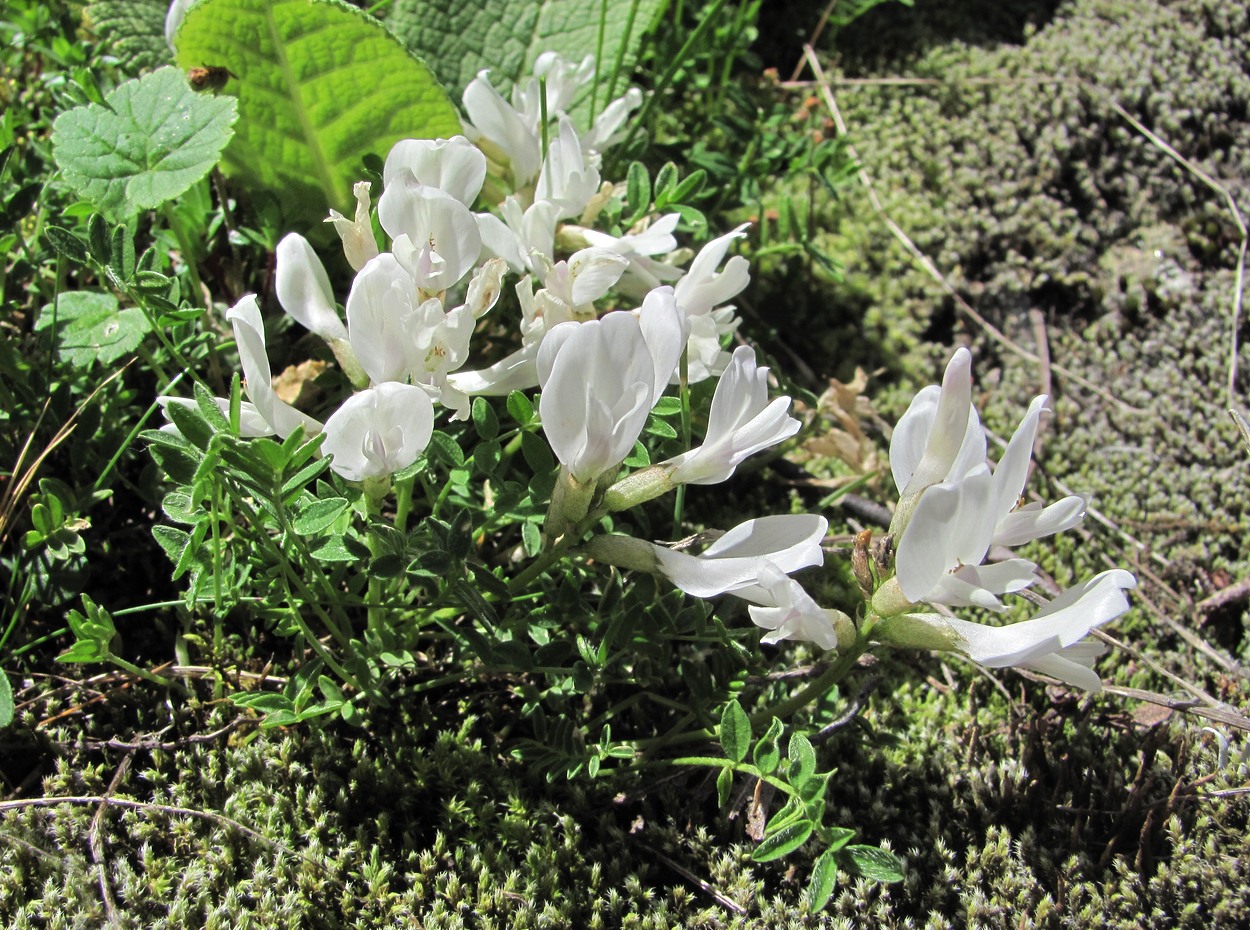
left=162, top=51, right=1135, bottom=694
left=868, top=349, right=1136, bottom=690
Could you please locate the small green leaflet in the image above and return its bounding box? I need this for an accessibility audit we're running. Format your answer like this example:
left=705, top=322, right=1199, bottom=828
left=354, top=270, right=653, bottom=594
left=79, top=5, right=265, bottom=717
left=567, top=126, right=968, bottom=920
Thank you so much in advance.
left=718, top=699, right=750, bottom=763
left=51, top=67, right=237, bottom=220
left=0, top=671, right=13, bottom=729
left=844, top=845, right=905, bottom=883
left=35, top=291, right=150, bottom=368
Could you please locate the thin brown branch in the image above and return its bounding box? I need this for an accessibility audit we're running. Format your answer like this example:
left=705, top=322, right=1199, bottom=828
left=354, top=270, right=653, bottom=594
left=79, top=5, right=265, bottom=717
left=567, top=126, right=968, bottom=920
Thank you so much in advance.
left=800, top=46, right=1148, bottom=418
left=639, top=843, right=746, bottom=914
left=1196, top=578, right=1250, bottom=615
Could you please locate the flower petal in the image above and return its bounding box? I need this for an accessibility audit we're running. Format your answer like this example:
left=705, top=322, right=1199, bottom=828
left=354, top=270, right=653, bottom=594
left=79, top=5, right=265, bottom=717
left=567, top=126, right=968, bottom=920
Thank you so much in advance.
left=992, top=495, right=1087, bottom=547
left=895, top=465, right=995, bottom=603
left=275, top=234, right=347, bottom=342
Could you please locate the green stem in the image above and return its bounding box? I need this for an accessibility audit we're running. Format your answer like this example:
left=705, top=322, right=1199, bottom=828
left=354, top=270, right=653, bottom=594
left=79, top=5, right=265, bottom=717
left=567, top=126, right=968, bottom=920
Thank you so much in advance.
left=615, top=0, right=730, bottom=160
left=365, top=502, right=386, bottom=639
left=393, top=473, right=415, bottom=534
left=284, top=608, right=367, bottom=695
left=751, top=629, right=872, bottom=726
left=107, top=653, right=189, bottom=696
left=161, top=202, right=207, bottom=309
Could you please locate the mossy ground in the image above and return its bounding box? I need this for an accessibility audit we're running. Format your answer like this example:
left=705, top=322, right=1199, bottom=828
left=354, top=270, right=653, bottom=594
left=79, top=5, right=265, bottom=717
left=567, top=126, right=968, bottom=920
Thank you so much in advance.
left=4, top=0, right=1250, bottom=926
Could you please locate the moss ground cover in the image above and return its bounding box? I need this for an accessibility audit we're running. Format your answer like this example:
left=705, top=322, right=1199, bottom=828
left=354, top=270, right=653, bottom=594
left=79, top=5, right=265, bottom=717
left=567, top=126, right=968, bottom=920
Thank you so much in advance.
left=2, top=0, right=1248, bottom=926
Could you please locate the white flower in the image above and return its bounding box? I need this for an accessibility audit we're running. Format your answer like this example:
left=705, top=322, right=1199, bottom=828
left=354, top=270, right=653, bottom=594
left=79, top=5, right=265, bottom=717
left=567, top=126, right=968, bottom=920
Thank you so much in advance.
left=578, top=214, right=683, bottom=295
left=878, top=570, right=1137, bottom=692
left=889, top=349, right=1087, bottom=610
left=649, top=514, right=827, bottom=599
left=583, top=87, right=644, bottom=151
left=523, top=52, right=596, bottom=121
left=536, top=116, right=601, bottom=220
left=537, top=287, right=686, bottom=484
left=225, top=295, right=321, bottom=439
left=462, top=70, right=543, bottom=190
left=383, top=136, right=487, bottom=208
left=325, top=182, right=379, bottom=272
left=274, top=233, right=348, bottom=342
left=477, top=196, right=562, bottom=275
left=462, top=257, right=508, bottom=320
left=747, top=563, right=842, bottom=650
left=446, top=341, right=542, bottom=398
left=378, top=177, right=482, bottom=294
left=582, top=514, right=827, bottom=601
left=889, top=347, right=985, bottom=502
left=344, top=253, right=476, bottom=416
left=321, top=382, right=434, bottom=482
left=165, top=0, right=194, bottom=48
left=517, top=248, right=628, bottom=336
left=663, top=346, right=800, bottom=485
left=673, top=224, right=751, bottom=319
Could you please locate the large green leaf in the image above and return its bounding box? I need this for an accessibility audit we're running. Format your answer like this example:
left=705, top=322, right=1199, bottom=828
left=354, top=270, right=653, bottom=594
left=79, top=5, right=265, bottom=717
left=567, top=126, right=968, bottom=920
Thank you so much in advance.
left=87, top=0, right=171, bottom=73
left=390, top=0, right=666, bottom=108
left=51, top=67, right=238, bottom=220
left=173, top=0, right=462, bottom=223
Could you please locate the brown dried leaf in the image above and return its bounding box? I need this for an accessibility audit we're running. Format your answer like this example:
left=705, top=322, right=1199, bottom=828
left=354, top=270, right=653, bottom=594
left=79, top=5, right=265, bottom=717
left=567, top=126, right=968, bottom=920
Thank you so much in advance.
left=272, top=359, right=327, bottom=407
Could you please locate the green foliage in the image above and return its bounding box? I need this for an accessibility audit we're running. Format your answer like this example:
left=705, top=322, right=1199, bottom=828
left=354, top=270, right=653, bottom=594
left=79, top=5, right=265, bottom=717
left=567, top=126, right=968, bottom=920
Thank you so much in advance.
left=718, top=698, right=750, bottom=762
left=33, top=290, right=150, bottom=368
left=51, top=66, right=238, bottom=220
left=3, top=0, right=1248, bottom=923
left=694, top=705, right=903, bottom=905
left=86, top=0, right=171, bottom=73
left=58, top=593, right=118, bottom=663
left=0, top=669, right=12, bottom=728
left=173, top=0, right=461, bottom=223
left=21, top=478, right=109, bottom=560
left=389, top=0, right=667, bottom=106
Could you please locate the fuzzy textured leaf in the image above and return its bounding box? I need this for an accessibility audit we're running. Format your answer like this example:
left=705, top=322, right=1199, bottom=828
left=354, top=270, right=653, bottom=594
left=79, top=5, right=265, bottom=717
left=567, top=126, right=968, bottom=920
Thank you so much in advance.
left=87, top=0, right=171, bottom=72
left=390, top=0, right=665, bottom=105
left=0, top=671, right=13, bottom=729
left=35, top=291, right=150, bottom=368
left=843, top=845, right=905, bottom=883
left=806, top=849, right=839, bottom=911
left=174, top=0, right=461, bottom=222
left=751, top=819, right=813, bottom=863
left=51, top=67, right=237, bottom=220
left=718, top=699, right=750, bottom=763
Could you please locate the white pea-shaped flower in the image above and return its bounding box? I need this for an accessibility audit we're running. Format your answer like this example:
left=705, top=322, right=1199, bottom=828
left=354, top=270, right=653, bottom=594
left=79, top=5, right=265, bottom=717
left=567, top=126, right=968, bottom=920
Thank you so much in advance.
left=225, top=295, right=322, bottom=439
left=537, top=287, right=686, bottom=485
left=321, top=383, right=434, bottom=482
left=274, top=233, right=348, bottom=342
left=663, top=345, right=800, bottom=486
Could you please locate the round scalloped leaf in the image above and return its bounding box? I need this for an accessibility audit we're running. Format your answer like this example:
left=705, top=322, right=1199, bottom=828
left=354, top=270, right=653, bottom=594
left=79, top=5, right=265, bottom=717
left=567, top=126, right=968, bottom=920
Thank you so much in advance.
left=34, top=291, right=152, bottom=368
left=51, top=67, right=238, bottom=220
left=173, top=0, right=461, bottom=223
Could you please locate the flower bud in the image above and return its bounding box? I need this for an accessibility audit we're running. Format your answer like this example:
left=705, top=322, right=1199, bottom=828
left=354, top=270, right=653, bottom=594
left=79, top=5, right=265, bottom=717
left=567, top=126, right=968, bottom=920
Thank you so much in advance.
left=871, top=612, right=962, bottom=652
left=602, top=465, right=677, bottom=511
